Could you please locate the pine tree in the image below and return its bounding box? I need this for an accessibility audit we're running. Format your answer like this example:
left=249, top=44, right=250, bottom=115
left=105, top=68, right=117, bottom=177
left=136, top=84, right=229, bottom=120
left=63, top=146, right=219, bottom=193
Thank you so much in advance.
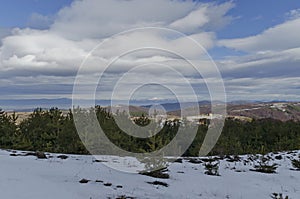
left=251, top=156, right=278, bottom=173
left=204, top=159, right=220, bottom=176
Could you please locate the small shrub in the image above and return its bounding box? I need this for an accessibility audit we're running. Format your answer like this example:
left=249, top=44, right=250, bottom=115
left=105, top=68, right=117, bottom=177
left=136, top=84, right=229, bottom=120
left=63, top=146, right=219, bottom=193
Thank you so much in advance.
left=291, top=159, right=300, bottom=170
left=36, top=151, right=47, bottom=159
left=57, top=155, right=68, bottom=159
left=174, top=158, right=183, bottom=163
left=203, top=159, right=220, bottom=176
left=116, top=195, right=135, bottom=199
left=139, top=167, right=169, bottom=179
left=251, top=156, right=277, bottom=174
left=188, top=158, right=202, bottom=164
left=270, top=193, right=289, bottom=199
left=274, top=155, right=282, bottom=160
left=226, top=155, right=241, bottom=162
left=147, top=181, right=168, bottom=187
left=79, top=178, right=90, bottom=183
left=103, top=182, right=112, bottom=186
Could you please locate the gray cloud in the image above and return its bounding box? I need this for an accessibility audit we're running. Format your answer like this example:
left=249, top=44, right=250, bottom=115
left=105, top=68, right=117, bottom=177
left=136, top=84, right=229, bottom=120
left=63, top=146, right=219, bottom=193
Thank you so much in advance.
left=0, top=0, right=235, bottom=101
left=1, top=0, right=299, bottom=102
left=0, top=28, right=11, bottom=45
left=52, top=0, right=232, bottom=40
left=215, top=13, right=300, bottom=101
left=219, top=47, right=300, bottom=79
left=224, top=77, right=300, bottom=101
left=27, top=13, right=54, bottom=30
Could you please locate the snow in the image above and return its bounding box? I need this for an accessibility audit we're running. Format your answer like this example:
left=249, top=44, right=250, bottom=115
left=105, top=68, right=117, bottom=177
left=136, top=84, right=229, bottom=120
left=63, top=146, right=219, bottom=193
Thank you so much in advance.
left=1, top=149, right=300, bottom=199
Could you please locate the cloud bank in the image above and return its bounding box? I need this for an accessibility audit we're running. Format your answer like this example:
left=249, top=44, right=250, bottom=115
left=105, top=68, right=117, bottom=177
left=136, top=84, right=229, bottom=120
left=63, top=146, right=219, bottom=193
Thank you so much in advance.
left=0, top=0, right=299, bottom=103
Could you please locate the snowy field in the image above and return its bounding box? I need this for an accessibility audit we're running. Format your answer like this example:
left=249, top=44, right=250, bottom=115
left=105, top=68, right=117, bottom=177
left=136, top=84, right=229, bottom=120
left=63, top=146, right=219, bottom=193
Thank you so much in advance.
left=1, top=149, right=300, bottom=199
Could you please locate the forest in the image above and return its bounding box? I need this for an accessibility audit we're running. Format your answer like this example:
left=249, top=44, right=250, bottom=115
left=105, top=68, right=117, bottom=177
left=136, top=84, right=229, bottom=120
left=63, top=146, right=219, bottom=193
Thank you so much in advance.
left=0, top=106, right=300, bottom=156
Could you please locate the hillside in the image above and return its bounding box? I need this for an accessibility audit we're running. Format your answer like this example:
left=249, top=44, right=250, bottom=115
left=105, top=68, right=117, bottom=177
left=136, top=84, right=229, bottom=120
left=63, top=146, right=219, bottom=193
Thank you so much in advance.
left=1, top=149, right=300, bottom=199
left=167, top=102, right=300, bottom=121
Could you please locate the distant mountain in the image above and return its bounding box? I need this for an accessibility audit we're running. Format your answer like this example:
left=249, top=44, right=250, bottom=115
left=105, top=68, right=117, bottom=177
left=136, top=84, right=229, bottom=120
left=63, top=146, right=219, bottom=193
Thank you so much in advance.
left=141, top=101, right=212, bottom=112
left=167, top=101, right=300, bottom=122
left=0, top=98, right=114, bottom=111
left=0, top=98, right=72, bottom=111
left=0, top=98, right=179, bottom=111
left=227, top=102, right=300, bottom=121
left=2, top=99, right=300, bottom=122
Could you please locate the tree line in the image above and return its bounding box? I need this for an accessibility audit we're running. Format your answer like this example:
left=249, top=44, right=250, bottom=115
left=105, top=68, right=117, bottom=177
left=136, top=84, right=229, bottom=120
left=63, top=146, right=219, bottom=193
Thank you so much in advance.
left=0, top=106, right=300, bottom=156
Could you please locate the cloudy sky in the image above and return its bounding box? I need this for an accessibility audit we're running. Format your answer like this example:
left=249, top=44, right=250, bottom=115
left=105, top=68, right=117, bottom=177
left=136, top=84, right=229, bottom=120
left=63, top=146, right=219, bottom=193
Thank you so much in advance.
left=0, top=0, right=300, bottom=106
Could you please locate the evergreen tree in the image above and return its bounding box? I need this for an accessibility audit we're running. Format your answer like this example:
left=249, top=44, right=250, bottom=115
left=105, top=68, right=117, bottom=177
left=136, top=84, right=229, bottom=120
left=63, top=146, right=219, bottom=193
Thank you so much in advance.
left=203, top=159, right=220, bottom=176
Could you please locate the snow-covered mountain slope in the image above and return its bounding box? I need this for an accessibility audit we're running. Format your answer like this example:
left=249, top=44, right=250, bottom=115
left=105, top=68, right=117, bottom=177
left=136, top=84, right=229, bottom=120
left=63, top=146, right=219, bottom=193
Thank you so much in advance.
left=1, top=149, right=300, bottom=199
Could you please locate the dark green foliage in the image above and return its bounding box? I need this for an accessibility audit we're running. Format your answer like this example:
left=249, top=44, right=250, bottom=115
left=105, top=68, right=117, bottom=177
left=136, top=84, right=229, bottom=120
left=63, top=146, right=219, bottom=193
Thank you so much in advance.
left=291, top=159, right=300, bottom=170
left=0, top=109, right=18, bottom=148
left=251, top=156, right=278, bottom=173
left=1, top=107, right=300, bottom=156
left=204, top=159, right=220, bottom=176
left=209, top=118, right=300, bottom=156
left=0, top=107, right=87, bottom=154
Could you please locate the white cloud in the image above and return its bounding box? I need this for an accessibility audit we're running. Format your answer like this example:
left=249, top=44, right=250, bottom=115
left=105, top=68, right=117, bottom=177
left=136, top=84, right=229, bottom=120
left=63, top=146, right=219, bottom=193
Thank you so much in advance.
left=0, top=0, right=233, bottom=80
left=215, top=10, right=300, bottom=101
left=224, top=77, right=300, bottom=101
left=51, top=0, right=234, bottom=40
left=218, top=17, right=300, bottom=52
left=27, top=13, right=54, bottom=29
left=167, top=1, right=234, bottom=34
left=0, top=28, right=91, bottom=77
left=0, top=0, right=234, bottom=101
left=217, top=12, right=300, bottom=81
left=0, top=28, right=11, bottom=45
left=52, top=0, right=193, bottom=40
left=199, top=1, right=235, bottom=31
left=169, top=6, right=209, bottom=32
left=220, top=47, right=300, bottom=71
left=286, top=8, right=300, bottom=20
left=4, top=54, right=49, bottom=68
left=2, top=0, right=300, bottom=102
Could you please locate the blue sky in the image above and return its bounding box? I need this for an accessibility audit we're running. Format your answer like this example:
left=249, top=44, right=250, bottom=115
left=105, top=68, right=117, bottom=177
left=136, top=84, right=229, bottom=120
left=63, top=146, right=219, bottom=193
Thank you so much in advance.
left=0, top=0, right=72, bottom=27
left=218, top=0, right=300, bottom=38
left=1, top=0, right=298, bottom=38
left=0, top=0, right=300, bottom=108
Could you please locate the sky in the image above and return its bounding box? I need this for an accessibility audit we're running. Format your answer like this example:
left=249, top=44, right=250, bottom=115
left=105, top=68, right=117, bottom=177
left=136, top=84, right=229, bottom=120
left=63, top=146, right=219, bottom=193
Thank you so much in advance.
left=0, top=0, right=300, bottom=107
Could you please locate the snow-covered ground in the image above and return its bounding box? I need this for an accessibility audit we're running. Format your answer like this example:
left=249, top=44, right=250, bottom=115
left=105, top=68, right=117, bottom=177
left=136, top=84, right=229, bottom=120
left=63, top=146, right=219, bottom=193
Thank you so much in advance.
left=1, top=149, right=300, bottom=199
